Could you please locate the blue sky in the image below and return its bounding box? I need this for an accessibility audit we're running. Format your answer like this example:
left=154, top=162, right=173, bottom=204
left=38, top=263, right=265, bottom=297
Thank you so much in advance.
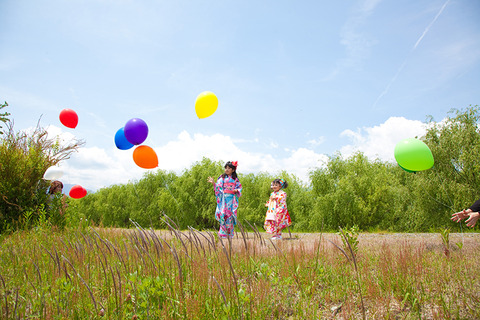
left=1, top=0, right=479, bottom=190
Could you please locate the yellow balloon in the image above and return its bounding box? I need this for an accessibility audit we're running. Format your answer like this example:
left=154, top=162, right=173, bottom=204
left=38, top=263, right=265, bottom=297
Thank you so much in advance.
left=195, top=91, right=218, bottom=119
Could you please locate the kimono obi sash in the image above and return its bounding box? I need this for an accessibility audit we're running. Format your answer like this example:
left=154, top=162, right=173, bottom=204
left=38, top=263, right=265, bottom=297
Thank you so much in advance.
left=223, top=182, right=236, bottom=194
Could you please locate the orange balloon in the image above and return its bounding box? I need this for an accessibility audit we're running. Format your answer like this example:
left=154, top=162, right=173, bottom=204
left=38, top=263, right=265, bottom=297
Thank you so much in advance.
left=133, top=145, right=158, bottom=169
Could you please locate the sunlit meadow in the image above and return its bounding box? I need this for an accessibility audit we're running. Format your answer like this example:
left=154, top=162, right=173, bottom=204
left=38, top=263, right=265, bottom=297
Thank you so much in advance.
left=0, top=220, right=478, bottom=319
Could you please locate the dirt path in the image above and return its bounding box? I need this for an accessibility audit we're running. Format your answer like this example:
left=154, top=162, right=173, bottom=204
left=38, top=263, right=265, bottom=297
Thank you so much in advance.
left=112, top=227, right=480, bottom=251
left=288, top=232, right=480, bottom=250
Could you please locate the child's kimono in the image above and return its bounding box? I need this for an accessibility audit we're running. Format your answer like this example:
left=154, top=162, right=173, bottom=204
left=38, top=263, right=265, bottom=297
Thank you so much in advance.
left=214, top=175, right=242, bottom=238
left=264, top=190, right=291, bottom=235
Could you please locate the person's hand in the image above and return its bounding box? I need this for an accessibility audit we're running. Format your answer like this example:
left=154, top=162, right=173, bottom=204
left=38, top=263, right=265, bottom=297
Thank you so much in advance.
left=465, top=212, right=480, bottom=228
left=451, top=209, right=470, bottom=223
left=207, top=176, right=215, bottom=184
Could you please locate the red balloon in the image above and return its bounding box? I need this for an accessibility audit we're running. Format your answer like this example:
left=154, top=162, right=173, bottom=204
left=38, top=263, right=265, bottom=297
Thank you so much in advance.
left=133, top=145, right=158, bottom=169
left=69, top=185, right=87, bottom=199
left=59, top=109, right=79, bottom=129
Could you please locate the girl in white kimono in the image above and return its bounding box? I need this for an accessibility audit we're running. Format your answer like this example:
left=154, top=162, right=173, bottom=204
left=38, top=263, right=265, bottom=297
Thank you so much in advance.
left=264, top=179, right=291, bottom=240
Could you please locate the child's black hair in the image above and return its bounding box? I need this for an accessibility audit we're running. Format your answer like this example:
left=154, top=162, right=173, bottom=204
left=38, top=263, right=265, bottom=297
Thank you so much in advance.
left=272, top=178, right=288, bottom=189
left=221, top=161, right=238, bottom=180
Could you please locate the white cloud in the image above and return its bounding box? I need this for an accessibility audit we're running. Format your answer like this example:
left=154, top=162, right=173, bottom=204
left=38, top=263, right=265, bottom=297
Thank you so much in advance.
left=269, top=141, right=279, bottom=149
left=44, top=125, right=77, bottom=144
left=60, top=147, right=144, bottom=191
left=339, top=116, right=427, bottom=161
left=323, top=0, right=382, bottom=80
left=307, top=136, right=326, bottom=147
left=280, top=148, right=329, bottom=183
left=39, top=125, right=142, bottom=190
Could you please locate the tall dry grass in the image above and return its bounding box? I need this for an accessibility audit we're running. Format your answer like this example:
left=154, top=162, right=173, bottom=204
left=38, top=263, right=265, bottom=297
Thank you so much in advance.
left=0, top=223, right=479, bottom=319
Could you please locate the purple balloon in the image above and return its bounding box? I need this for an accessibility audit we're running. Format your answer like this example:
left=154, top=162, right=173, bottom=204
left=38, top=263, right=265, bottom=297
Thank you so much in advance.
left=124, top=118, right=149, bottom=145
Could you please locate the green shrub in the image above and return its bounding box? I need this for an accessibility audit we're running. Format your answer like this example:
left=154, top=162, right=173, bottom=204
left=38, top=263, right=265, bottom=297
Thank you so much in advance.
left=0, top=104, right=83, bottom=233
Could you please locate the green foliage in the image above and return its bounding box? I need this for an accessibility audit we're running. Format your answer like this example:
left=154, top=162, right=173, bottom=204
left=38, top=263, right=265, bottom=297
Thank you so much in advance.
left=439, top=227, right=450, bottom=256
left=309, top=152, right=408, bottom=231
left=0, top=101, right=10, bottom=135
left=0, top=112, right=83, bottom=233
left=338, top=225, right=360, bottom=256
left=418, top=106, right=480, bottom=227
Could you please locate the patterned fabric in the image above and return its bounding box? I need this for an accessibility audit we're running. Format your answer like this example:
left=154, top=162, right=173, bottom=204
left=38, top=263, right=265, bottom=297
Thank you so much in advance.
left=264, top=190, right=291, bottom=235
left=214, top=175, right=242, bottom=237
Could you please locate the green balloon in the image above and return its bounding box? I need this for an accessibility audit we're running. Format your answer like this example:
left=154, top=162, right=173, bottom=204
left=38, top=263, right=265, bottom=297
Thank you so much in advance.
left=398, top=163, right=416, bottom=173
left=394, top=138, right=434, bottom=172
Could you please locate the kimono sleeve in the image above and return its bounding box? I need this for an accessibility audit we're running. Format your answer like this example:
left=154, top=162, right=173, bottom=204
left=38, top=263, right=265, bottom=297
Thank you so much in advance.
left=214, top=176, right=224, bottom=202
left=277, top=192, right=287, bottom=213
left=235, top=178, right=242, bottom=197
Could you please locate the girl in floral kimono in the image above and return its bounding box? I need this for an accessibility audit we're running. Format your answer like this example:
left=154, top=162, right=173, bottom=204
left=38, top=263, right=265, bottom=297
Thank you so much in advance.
left=208, top=161, right=242, bottom=238
left=264, top=179, right=291, bottom=240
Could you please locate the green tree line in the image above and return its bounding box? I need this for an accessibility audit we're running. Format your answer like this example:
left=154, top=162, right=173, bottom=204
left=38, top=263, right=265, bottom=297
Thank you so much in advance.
left=2, top=103, right=480, bottom=232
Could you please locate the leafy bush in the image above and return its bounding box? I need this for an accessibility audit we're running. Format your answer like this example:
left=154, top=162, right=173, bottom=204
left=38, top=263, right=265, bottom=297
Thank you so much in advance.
left=0, top=104, right=83, bottom=233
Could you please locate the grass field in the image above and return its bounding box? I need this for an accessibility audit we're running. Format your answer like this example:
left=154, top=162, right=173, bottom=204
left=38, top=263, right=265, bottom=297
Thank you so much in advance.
left=0, top=222, right=479, bottom=319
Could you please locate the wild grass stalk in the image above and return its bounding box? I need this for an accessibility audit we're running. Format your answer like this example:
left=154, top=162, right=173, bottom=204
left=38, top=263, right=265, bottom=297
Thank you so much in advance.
left=140, top=241, right=158, bottom=275
left=13, top=288, right=18, bottom=319
left=243, top=220, right=266, bottom=246
left=219, top=237, right=242, bottom=318
left=160, top=217, right=192, bottom=261
left=23, top=266, right=37, bottom=293
left=0, top=273, right=8, bottom=319
left=269, top=238, right=303, bottom=294
left=236, top=220, right=249, bottom=251
left=62, top=255, right=98, bottom=313
left=187, top=226, right=204, bottom=256
left=338, top=227, right=366, bottom=320
left=212, top=275, right=231, bottom=320
left=62, top=261, right=72, bottom=282
left=109, top=266, right=118, bottom=313
left=32, top=260, right=42, bottom=283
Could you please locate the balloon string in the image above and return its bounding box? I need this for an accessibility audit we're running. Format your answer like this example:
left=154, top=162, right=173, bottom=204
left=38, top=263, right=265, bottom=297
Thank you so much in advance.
left=422, top=190, right=455, bottom=211
left=131, top=175, right=183, bottom=228
left=434, top=170, right=455, bottom=210
left=158, top=174, right=185, bottom=228
left=459, top=219, right=464, bottom=246
left=433, top=170, right=464, bottom=243
left=425, top=169, right=464, bottom=242
left=422, top=186, right=465, bottom=245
